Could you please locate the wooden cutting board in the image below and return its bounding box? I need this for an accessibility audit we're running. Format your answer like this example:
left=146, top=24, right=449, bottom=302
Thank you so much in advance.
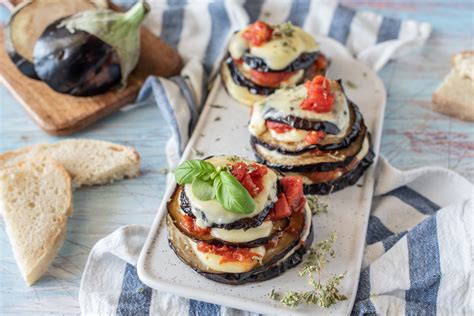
left=0, top=27, right=182, bottom=135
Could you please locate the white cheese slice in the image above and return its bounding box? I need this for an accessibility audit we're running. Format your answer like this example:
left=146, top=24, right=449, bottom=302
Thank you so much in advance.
left=191, top=243, right=266, bottom=273
left=248, top=82, right=350, bottom=138
left=210, top=221, right=273, bottom=243
left=184, top=156, right=278, bottom=227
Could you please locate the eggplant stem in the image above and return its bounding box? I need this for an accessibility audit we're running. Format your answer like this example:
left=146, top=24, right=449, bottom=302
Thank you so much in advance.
left=123, top=0, right=149, bottom=26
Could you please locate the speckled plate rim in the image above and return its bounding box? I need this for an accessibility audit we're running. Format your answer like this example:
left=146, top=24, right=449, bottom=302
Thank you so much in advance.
left=137, top=35, right=386, bottom=316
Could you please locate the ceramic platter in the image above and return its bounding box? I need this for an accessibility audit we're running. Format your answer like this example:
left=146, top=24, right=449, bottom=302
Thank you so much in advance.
left=137, top=36, right=386, bottom=315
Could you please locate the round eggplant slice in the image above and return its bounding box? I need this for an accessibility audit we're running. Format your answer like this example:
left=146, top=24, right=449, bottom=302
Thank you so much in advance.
left=168, top=186, right=289, bottom=247
left=303, top=146, right=375, bottom=195
left=167, top=207, right=313, bottom=285
left=222, top=54, right=328, bottom=98
left=252, top=125, right=368, bottom=173
left=179, top=186, right=277, bottom=230
left=253, top=101, right=364, bottom=155
left=243, top=51, right=320, bottom=73
left=4, top=0, right=102, bottom=80
left=33, top=18, right=122, bottom=96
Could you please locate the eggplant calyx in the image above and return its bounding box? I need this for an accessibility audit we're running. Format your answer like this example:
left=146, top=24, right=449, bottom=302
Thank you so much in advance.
left=123, top=0, right=150, bottom=27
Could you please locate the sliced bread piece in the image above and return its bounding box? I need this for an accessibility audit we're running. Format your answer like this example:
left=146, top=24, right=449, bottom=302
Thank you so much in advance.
left=0, top=157, right=73, bottom=285
left=0, top=139, right=140, bottom=188
left=432, top=69, right=474, bottom=121
left=452, top=51, right=474, bottom=81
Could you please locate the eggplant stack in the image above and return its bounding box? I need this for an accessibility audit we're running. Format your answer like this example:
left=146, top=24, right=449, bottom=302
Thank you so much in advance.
left=167, top=156, right=313, bottom=285
left=249, top=76, right=375, bottom=195
left=221, top=21, right=328, bottom=106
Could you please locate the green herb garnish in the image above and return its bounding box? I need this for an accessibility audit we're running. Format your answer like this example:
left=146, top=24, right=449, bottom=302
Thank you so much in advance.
left=274, top=22, right=294, bottom=37
left=306, top=195, right=328, bottom=216
left=272, top=232, right=347, bottom=309
left=175, top=159, right=256, bottom=214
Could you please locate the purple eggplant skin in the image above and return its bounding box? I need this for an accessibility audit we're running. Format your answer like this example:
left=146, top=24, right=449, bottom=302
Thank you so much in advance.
left=33, top=18, right=122, bottom=96
left=179, top=185, right=278, bottom=230
left=243, top=51, right=320, bottom=73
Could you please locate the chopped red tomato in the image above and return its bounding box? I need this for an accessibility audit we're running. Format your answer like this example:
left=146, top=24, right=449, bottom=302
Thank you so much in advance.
left=230, top=162, right=268, bottom=197
left=315, top=54, right=328, bottom=71
left=197, top=242, right=262, bottom=264
left=300, top=75, right=334, bottom=113
left=242, top=21, right=273, bottom=46
left=249, top=69, right=297, bottom=88
left=280, top=176, right=306, bottom=213
left=266, top=121, right=293, bottom=134
left=232, top=58, right=243, bottom=65
left=304, top=130, right=326, bottom=145
left=181, top=214, right=210, bottom=236
left=268, top=193, right=292, bottom=220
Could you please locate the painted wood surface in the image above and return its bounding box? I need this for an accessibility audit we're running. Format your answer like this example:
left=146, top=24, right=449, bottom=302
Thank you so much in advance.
left=0, top=1, right=472, bottom=314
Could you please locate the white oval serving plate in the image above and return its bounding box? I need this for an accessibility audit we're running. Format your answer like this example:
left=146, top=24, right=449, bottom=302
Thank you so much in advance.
left=137, top=35, right=386, bottom=315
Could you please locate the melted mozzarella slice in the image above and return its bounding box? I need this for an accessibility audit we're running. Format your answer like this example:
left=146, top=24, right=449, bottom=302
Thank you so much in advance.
left=184, top=156, right=278, bottom=227
left=210, top=221, right=273, bottom=243
left=248, top=82, right=350, bottom=138
left=191, top=243, right=266, bottom=273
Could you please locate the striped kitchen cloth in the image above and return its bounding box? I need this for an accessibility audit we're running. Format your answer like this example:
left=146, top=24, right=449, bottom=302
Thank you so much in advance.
left=78, top=0, right=474, bottom=315
left=79, top=157, right=474, bottom=315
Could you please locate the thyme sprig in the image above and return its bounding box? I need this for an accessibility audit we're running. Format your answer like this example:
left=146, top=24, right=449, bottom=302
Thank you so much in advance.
left=306, top=195, right=328, bottom=216
left=271, top=232, right=347, bottom=309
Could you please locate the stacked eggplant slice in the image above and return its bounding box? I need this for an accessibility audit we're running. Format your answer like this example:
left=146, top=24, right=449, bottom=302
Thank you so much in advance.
left=167, top=156, right=314, bottom=285
left=249, top=76, right=375, bottom=195
left=221, top=21, right=328, bottom=106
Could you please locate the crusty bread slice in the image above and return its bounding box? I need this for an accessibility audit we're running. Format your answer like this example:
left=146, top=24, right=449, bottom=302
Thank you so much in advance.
left=0, top=139, right=140, bottom=188
left=452, top=51, right=474, bottom=81
left=0, top=157, right=73, bottom=285
left=432, top=69, right=474, bottom=121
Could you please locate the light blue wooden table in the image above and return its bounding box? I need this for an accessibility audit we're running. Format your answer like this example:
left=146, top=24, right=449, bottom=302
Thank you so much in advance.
left=0, top=1, right=472, bottom=314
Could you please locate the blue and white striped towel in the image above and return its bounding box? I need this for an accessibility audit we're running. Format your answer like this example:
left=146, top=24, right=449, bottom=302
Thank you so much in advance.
left=78, top=1, right=472, bottom=315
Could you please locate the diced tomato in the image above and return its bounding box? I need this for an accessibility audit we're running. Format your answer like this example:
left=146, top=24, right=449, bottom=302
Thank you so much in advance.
left=265, top=120, right=293, bottom=134
left=268, top=193, right=292, bottom=220
left=242, top=21, right=273, bottom=46
left=196, top=242, right=262, bottom=264
left=300, top=75, right=334, bottom=113
left=249, top=69, right=297, bottom=88
left=232, top=58, right=243, bottom=65
left=230, top=162, right=268, bottom=197
left=181, top=214, right=210, bottom=236
left=280, top=176, right=306, bottom=213
left=304, top=130, right=326, bottom=145
left=315, top=54, right=328, bottom=71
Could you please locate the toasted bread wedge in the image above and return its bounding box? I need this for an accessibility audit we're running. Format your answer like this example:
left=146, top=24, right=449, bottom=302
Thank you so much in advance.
left=0, top=157, right=73, bottom=285
left=0, top=139, right=140, bottom=188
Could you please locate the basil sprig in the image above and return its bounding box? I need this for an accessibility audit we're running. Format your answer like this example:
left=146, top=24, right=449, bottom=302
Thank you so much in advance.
left=175, top=159, right=256, bottom=214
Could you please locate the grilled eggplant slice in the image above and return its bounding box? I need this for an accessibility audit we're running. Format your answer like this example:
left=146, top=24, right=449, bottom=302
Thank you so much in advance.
left=168, top=186, right=289, bottom=247
left=167, top=206, right=313, bottom=285
left=243, top=51, right=320, bottom=73
left=253, top=102, right=364, bottom=155
left=4, top=0, right=103, bottom=79
left=252, top=127, right=368, bottom=173
left=303, top=147, right=375, bottom=195
left=179, top=186, right=277, bottom=230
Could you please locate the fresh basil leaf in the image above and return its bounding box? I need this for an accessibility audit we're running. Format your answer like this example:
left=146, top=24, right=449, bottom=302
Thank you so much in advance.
left=214, top=171, right=255, bottom=214
left=175, top=160, right=216, bottom=184
left=192, top=178, right=215, bottom=201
